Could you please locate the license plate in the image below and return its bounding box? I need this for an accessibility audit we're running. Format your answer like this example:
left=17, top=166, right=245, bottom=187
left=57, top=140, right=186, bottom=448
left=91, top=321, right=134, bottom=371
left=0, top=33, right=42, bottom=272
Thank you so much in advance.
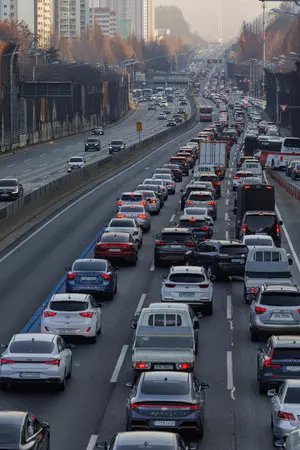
left=20, top=372, right=40, bottom=378
left=154, top=364, right=174, bottom=370
left=271, top=313, right=292, bottom=320
left=58, top=329, right=77, bottom=334
left=286, top=366, right=300, bottom=371
left=1, top=193, right=9, bottom=196
left=179, top=292, right=195, bottom=297
left=81, top=277, right=97, bottom=281
left=153, top=421, right=176, bottom=427
left=231, top=259, right=243, bottom=263
left=109, top=249, right=121, bottom=252
left=170, top=245, right=182, bottom=249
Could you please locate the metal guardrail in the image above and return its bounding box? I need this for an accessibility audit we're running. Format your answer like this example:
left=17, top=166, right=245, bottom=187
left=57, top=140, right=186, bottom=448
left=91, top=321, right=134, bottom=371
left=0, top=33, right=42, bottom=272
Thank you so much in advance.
left=267, top=167, right=300, bottom=201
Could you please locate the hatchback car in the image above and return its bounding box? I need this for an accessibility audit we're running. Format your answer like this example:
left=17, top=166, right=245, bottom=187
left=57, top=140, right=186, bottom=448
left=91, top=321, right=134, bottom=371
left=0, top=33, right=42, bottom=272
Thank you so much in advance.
left=41, top=293, right=102, bottom=341
left=154, top=228, right=197, bottom=267
left=105, top=218, right=143, bottom=247
left=94, top=232, right=138, bottom=265
left=0, top=411, right=50, bottom=449
left=268, top=379, right=300, bottom=443
left=250, top=284, right=300, bottom=341
left=65, top=258, right=118, bottom=300
left=117, top=205, right=151, bottom=231
left=185, top=240, right=248, bottom=280
left=153, top=174, right=175, bottom=194
left=0, top=333, right=72, bottom=390
left=161, top=265, right=213, bottom=314
left=163, top=163, right=183, bottom=181
left=257, top=335, right=300, bottom=394
left=185, top=191, right=217, bottom=220
left=92, top=126, right=104, bottom=135
left=240, top=211, right=283, bottom=247
left=116, top=192, right=148, bottom=210
left=84, top=138, right=101, bottom=151
left=125, top=371, right=209, bottom=438
left=177, top=215, right=213, bottom=241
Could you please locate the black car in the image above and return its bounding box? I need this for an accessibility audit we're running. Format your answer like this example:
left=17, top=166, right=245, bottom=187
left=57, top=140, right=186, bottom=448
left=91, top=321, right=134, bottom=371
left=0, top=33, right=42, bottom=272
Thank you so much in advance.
left=85, top=138, right=101, bottom=151
left=167, top=120, right=177, bottom=127
left=180, top=100, right=188, bottom=106
left=178, top=216, right=213, bottom=241
left=97, top=431, right=198, bottom=450
left=0, top=178, right=23, bottom=200
left=154, top=227, right=197, bottom=267
left=92, top=126, right=104, bottom=135
left=240, top=211, right=282, bottom=247
left=163, top=164, right=183, bottom=182
left=148, top=105, right=156, bottom=110
left=185, top=240, right=248, bottom=280
left=173, top=115, right=183, bottom=124
left=169, top=157, right=189, bottom=176
left=0, top=411, right=50, bottom=449
left=257, top=335, right=300, bottom=395
left=125, top=371, right=209, bottom=438
left=291, top=163, right=300, bottom=180
left=177, top=109, right=186, bottom=115
left=109, top=140, right=126, bottom=154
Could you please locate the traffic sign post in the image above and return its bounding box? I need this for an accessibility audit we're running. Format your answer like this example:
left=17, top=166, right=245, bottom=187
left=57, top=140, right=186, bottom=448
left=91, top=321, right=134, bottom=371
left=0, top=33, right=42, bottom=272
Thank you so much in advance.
left=136, top=121, right=142, bottom=142
left=280, top=104, right=288, bottom=112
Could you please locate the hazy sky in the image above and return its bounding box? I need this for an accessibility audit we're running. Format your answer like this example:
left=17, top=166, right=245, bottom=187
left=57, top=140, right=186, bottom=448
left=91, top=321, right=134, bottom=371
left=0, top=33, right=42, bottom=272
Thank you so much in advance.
left=156, top=0, right=276, bottom=41
left=18, top=0, right=34, bottom=30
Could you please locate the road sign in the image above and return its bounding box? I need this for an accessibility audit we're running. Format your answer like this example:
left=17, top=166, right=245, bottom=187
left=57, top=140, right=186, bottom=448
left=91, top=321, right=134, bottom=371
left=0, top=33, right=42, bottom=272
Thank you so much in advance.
left=136, top=121, right=142, bottom=132
left=184, top=113, right=188, bottom=121
left=280, top=104, right=288, bottom=112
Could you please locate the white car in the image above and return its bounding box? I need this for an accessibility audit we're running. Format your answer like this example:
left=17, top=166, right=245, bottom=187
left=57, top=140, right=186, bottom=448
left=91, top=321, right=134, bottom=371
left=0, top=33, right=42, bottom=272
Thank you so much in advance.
left=67, top=156, right=85, bottom=172
left=105, top=217, right=143, bottom=246
left=158, top=113, right=167, bottom=120
left=161, top=265, right=214, bottom=315
left=41, top=293, right=102, bottom=342
left=242, top=234, right=275, bottom=250
left=183, top=206, right=213, bottom=225
left=134, top=189, right=161, bottom=215
left=152, top=174, right=175, bottom=194
left=0, top=333, right=72, bottom=391
left=232, top=171, right=253, bottom=191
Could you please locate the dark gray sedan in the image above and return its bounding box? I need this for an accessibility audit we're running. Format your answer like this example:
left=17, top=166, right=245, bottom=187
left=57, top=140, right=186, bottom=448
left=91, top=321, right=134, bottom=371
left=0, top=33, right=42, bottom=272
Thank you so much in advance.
left=0, top=178, right=23, bottom=200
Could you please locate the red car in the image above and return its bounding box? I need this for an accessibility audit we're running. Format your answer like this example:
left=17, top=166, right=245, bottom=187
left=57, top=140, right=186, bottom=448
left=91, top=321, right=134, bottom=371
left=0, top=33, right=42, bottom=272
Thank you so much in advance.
left=94, top=232, right=138, bottom=265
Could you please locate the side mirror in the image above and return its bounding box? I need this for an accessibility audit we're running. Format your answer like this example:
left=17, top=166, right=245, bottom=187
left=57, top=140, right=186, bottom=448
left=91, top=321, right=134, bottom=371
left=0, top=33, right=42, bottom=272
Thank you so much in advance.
left=96, top=443, right=107, bottom=450
left=201, top=382, right=209, bottom=389
left=273, top=439, right=285, bottom=448
left=288, top=258, right=293, bottom=265
left=113, top=266, right=120, bottom=270
left=41, top=421, right=50, bottom=430
left=209, top=274, right=216, bottom=281
left=279, top=220, right=283, bottom=225
left=125, top=381, right=133, bottom=388
left=65, top=266, right=71, bottom=271
left=19, top=183, right=23, bottom=187
left=131, top=320, right=137, bottom=329
left=193, top=319, right=199, bottom=330
left=267, top=389, right=277, bottom=397
left=180, top=189, right=184, bottom=193
left=66, top=343, right=75, bottom=349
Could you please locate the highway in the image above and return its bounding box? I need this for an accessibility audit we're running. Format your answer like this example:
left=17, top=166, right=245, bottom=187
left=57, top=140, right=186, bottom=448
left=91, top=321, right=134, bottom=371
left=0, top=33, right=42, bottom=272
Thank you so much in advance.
left=0, top=98, right=189, bottom=209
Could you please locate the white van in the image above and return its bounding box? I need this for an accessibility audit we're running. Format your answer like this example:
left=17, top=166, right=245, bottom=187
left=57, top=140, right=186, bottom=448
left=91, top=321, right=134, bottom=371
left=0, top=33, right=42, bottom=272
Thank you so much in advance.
left=241, top=160, right=262, bottom=177
left=281, top=137, right=300, bottom=154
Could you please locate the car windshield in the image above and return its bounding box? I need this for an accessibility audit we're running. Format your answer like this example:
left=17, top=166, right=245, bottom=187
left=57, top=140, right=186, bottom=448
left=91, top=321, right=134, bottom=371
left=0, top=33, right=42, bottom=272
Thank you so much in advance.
left=169, top=273, right=205, bottom=283
left=109, top=220, right=134, bottom=227
left=135, top=335, right=193, bottom=349
left=261, top=293, right=300, bottom=307
left=189, top=194, right=212, bottom=201
left=69, top=158, right=82, bottom=163
left=0, top=425, right=20, bottom=445
left=87, top=139, right=98, bottom=143
left=121, top=194, right=143, bottom=201
left=0, top=179, right=17, bottom=186
left=50, top=301, right=89, bottom=311
left=199, top=175, right=218, bottom=182
left=284, top=388, right=300, bottom=403
left=111, top=141, right=123, bottom=145
left=9, top=341, right=55, bottom=354
left=245, top=215, right=276, bottom=233
left=120, top=206, right=144, bottom=213
left=141, top=380, right=190, bottom=395
left=101, top=234, right=129, bottom=242
left=161, top=233, right=191, bottom=242
left=72, top=260, right=107, bottom=271
left=220, top=245, right=247, bottom=255
left=179, top=219, right=207, bottom=228
left=244, top=237, right=272, bottom=246
left=144, top=180, right=161, bottom=186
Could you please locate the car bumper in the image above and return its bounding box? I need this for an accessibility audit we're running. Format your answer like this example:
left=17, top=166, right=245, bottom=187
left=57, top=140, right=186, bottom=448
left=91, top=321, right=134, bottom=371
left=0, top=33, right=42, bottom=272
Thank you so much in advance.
left=94, top=251, right=136, bottom=259
left=148, top=205, right=160, bottom=213
left=128, top=416, right=201, bottom=433
left=273, top=421, right=297, bottom=440
left=41, top=325, right=97, bottom=338
left=66, top=285, right=113, bottom=294
left=0, top=370, right=64, bottom=383
left=251, top=323, right=300, bottom=335
left=161, top=296, right=212, bottom=311
left=0, top=193, right=19, bottom=200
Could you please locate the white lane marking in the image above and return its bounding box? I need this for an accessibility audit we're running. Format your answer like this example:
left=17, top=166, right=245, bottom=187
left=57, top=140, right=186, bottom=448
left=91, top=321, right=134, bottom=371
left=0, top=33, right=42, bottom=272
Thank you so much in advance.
left=59, top=169, right=65, bottom=172
left=41, top=175, right=49, bottom=179
left=110, top=344, right=129, bottom=383
left=24, top=158, right=32, bottom=162
left=40, top=153, right=46, bottom=157
left=170, top=214, right=175, bottom=223
left=225, top=212, right=228, bottom=221
left=55, top=158, right=63, bottom=161
left=53, top=149, right=60, bottom=152
left=0, top=122, right=201, bottom=264
left=226, top=199, right=229, bottom=206
left=22, top=169, right=31, bottom=173
left=6, top=164, right=14, bottom=167
left=227, top=180, right=230, bottom=185
left=227, top=350, right=234, bottom=390
left=150, top=258, right=155, bottom=271
left=178, top=200, right=181, bottom=204
left=86, top=434, right=98, bottom=450
left=226, top=295, right=232, bottom=319
left=226, top=189, right=229, bottom=195
left=135, top=293, right=146, bottom=315
left=225, top=230, right=229, bottom=240
left=40, top=163, right=47, bottom=167
left=229, top=167, right=233, bottom=172
left=228, top=174, right=232, bottom=179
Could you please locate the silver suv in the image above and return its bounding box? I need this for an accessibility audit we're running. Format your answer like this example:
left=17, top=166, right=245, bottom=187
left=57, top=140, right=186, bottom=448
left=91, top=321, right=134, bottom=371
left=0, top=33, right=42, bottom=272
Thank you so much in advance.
left=250, top=284, right=300, bottom=341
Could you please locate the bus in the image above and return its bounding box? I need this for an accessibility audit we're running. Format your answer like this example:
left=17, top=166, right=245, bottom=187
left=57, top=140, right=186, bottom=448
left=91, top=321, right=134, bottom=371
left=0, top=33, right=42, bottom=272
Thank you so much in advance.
left=199, top=106, right=213, bottom=122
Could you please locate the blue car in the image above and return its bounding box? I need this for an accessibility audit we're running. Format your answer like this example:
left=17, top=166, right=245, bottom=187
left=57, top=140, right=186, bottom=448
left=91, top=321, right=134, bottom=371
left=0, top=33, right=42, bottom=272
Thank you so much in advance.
left=65, top=258, right=118, bottom=301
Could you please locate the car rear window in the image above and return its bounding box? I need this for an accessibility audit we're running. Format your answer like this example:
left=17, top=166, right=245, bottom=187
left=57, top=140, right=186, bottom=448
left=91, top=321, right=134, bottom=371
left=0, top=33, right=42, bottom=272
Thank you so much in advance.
left=72, top=260, right=107, bottom=271
left=273, top=348, right=300, bottom=360
left=220, top=245, right=248, bottom=255
left=50, top=300, right=89, bottom=311
left=284, top=388, right=300, bottom=403
left=148, top=314, right=182, bottom=326
left=199, top=175, right=218, bottom=182
left=121, top=194, right=143, bottom=201
left=101, top=233, right=129, bottom=242
left=244, top=237, right=272, bottom=246
left=245, top=215, right=276, bottom=233
left=161, top=232, right=191, bottom=242
left=9, top=341, right=55, bottom=354
left=154, top=174, right=171, bottom=180
left=155, top=169, right=170, bottom=174
left=141, top=380, right=190, bottom=395
left=179, top=219, right=207, bottom=228
left=253, top=251, right=281, bottom=262
left=169, top=273, right=205, bottom=283
left=120, top=206, right=144, bottom=213
left=109, top=219, right=134, bottom=227
left=189, top=194, right=212, bottom=201
left=261, top=293, right=300, bottom=307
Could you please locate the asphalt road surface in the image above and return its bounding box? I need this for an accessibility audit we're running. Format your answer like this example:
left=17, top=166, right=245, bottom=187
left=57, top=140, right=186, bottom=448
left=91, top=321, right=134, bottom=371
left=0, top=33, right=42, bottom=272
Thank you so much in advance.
left=1, top=118, right=298, bottom=450
left=0, top=99, right=189, bottom=209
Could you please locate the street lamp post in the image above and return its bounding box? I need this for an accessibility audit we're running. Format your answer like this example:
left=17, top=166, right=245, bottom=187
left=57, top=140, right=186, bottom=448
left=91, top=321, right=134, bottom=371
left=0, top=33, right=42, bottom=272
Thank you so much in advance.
left=10, top=46, right=19, bottom=151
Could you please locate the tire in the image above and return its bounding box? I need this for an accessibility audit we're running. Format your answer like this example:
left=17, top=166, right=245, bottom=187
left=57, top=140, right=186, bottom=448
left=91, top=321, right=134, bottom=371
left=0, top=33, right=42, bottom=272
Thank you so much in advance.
left=259, top=381, right=267, bottom=395
left=154, top=257, right=162, bottom=268
left=131, top=254, right=138, bottom=266
left=114, top=282, right=117, bottom=294
left=107, top=291, right=114, bottom=301
left=57, top=373, right=67, bottom=391
left=197, top=423, right=204, bottom=440
left=90, top=335, right=97, bottom=344
left=67, top=360, right=72, bottom=379
left=206, top=302, right=213, bottom=315
left=251, top=329, right=259, bottom=342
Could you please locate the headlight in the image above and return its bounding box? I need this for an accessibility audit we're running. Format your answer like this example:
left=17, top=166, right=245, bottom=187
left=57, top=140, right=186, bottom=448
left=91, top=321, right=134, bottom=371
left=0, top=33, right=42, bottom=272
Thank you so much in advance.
left=12, top=189, right=18, bottom=194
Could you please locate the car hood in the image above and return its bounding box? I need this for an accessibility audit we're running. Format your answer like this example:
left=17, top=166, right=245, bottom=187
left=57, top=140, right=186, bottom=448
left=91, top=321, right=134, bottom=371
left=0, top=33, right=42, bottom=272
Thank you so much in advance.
left=132, top=348, right=195, bottom=363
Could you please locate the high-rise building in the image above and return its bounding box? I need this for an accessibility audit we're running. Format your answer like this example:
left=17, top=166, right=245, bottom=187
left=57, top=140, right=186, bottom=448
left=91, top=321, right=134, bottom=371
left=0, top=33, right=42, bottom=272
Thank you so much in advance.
left=0, top=0, right=18, bottom=20
left=36, top=0, right=55, bottom=48
left=130, top=0, right=154, bottom=42
left=89, top=6, right=116, bottom=36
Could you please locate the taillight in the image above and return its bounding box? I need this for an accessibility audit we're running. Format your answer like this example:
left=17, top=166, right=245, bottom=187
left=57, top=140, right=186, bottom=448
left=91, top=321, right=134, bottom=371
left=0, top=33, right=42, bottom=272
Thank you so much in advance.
left=255, top=306, right=266, bottom=314
left=185, top=201, right=194, bottom=205
left=79, top=312, right=94, bottom=318
left=176, top=363, right=193, bottom=370
left=44, top=359, right=60, bottom=366
left=175, top=170, right=181, bottom=174
left=135, top=362, right=150, bottom=370
left=215, top=181, right=221, bottom=185
left=276, top=223, right=280, bottom=234
left=43, top=311, right=57, bottom=318
left=117, top=214, right=126, bottom=218
left=265, top=357, right=280, bottom=368
left=138, top=214, right=147, bottom=219
left=185, top=242, right=195, bottom=247
left=139, top=201, right=147, bottom=206
left=200, top=227, right=210, bottom=231
left=165, top=283, right=176, bottom=287
left=151, top=200, right=157, bottom=204
left=156, top=241, right=166, bottom=246
left=100, top=273, right=111, bottom=280
left=67, top=273, right=78, bottom=280
left=199, top=284, right=209, bottom=288
left=234, top=176, right=240, bottom=180
left=1, top=359, right=16, bottom=365
left=242, top=224, right=247, bottom=233
left=207, top=201, right=215, bottom=205
left=278, top=411, right=295, bottom=420
left=118, top=200, right=124, bottom=206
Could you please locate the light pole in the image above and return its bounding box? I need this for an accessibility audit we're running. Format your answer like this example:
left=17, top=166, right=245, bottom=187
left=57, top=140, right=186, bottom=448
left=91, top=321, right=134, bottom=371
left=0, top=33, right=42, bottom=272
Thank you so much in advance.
left=10, top=46, right=19, bottom=151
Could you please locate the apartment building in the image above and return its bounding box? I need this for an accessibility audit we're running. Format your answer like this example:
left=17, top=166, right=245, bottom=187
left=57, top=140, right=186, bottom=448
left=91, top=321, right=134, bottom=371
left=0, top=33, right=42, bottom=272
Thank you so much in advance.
left=0, top=0, right=18, bottom=20
left=36, top=0, right=54, bottom=47
left=89, top=6, right=116, bottom=36
left=130, top=0, right=154, bottom=42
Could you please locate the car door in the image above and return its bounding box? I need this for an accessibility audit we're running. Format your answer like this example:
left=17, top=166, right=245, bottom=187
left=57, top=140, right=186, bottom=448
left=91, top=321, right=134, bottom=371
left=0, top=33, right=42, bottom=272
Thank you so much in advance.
left=90, top=295, right=101, bottom=328
left=193, top=242, right=217, bottom=267
left=58, top=336, right=71, bottom=371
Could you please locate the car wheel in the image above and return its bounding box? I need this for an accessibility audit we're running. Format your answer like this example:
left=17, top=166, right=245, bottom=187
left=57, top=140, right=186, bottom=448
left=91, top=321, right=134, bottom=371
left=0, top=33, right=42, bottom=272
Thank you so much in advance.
left=97, top=325, right=102, bottom=335
left=107, top=291, right=114, bottom=301
left=67, top=360, right=72, bottom=379
left=271, top=416, right=274, bottom=430
left=154, top=257, right=162, bottom=268
left=90, top=335, right=97, bottom=344
left=197, top=423, right=204, bottom=440
left=207, top=302, right=213, bottom=315
left=57, top=373, right=67, bottom=391
left=131, top=254, right=138, bottom=266
left=0, top=382, right=10, bottom=391
left=114, top=281, right=118, bottom=294
left=85, top=149, right=88, bottom=152
left=251, top=329, right=260, bottom=341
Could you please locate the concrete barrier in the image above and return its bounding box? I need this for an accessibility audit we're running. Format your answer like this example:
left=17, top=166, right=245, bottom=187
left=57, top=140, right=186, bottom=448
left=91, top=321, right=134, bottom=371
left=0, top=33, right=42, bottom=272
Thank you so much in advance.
left=267, top=168, right=300, bottom=201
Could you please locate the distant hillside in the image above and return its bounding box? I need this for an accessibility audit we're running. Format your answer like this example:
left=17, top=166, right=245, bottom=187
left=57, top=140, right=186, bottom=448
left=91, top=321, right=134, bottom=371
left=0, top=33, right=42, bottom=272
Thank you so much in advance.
left=155, top=5, right=207, bottom=47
